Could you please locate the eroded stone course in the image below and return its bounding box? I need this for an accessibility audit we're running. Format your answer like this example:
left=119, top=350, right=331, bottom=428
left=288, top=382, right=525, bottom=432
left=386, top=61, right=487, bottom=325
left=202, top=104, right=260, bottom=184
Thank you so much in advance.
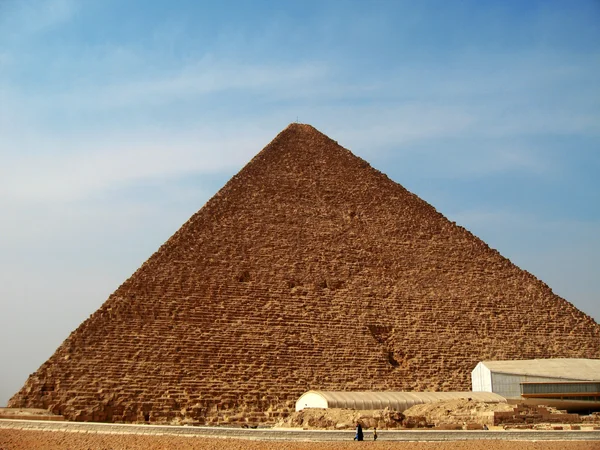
left=9, top=124, right=600, bottom=424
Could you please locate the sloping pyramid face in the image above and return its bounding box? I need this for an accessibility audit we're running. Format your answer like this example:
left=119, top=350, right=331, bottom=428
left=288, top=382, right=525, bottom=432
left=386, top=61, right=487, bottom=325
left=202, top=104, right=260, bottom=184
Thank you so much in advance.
left=10, top=124, right=600, bottom=424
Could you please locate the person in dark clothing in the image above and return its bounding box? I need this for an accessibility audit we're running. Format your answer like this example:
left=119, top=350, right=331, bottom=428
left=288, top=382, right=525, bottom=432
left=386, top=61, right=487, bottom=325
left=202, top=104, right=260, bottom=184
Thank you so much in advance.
left=354, top=422, right=363, bottom=441
left=373, top=427, right=378, bottom=441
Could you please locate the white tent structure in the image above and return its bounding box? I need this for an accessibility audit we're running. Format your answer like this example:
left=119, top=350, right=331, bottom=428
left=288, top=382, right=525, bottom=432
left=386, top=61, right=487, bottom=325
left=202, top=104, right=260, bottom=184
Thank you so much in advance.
left=472, top=359, right=600, bottom=399
left=471, top=359, right=600, bottom=412
left=295, top=391, right=506, bottom=412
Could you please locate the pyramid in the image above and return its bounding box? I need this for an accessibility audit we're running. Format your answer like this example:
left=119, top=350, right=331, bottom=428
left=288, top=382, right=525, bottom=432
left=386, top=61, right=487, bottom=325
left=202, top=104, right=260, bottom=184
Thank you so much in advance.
left=10, top=124, right=600, bottom=424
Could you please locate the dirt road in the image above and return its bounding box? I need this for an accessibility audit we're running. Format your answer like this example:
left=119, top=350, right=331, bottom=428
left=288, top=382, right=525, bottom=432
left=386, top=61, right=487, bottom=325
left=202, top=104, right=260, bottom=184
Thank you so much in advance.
left=1, top=430, right=600, bottom=450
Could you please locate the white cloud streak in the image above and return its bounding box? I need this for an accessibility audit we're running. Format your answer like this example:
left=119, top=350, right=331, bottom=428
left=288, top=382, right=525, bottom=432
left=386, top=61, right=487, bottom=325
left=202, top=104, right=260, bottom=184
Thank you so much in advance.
left=0, top=128, right=268, bottom=203
left=0, top=0, right=78, bottom=39
left=0, top=25, right=597, bottom=205
left=42, top=60, right=329, bottom=111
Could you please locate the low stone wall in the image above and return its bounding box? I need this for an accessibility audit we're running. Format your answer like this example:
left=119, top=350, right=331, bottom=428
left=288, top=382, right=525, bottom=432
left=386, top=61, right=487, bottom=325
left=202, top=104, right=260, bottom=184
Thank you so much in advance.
left=494, top=405, right=580, bottom=426
left=0, top=414, right=64, bottom=421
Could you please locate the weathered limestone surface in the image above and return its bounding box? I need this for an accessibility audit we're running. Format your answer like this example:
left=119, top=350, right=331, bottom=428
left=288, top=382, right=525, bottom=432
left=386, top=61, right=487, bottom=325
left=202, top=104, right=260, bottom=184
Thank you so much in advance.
left=9, top=124, right=600, bottom=424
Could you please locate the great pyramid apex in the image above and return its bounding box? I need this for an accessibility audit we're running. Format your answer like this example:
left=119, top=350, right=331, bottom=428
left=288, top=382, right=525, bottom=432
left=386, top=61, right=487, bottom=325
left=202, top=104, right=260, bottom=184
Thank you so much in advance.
left=283, top=121, right=318, bottom=131
left=243, top=121, right=365, bottom=165
left=9, top=123, right=600, bottom=424
left=280, top=121, right=327, bottom=134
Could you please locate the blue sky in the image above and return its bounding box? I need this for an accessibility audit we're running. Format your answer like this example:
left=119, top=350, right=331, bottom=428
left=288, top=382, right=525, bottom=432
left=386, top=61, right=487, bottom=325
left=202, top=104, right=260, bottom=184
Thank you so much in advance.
left=1, top=0, right=599, bottom=407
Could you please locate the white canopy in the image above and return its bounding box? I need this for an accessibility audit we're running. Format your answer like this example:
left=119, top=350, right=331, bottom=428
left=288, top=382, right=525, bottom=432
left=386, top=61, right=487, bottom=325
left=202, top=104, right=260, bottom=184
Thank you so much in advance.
left=478, top=359, right=600, bottom=381
left=295, top=390, right=506, bottom=412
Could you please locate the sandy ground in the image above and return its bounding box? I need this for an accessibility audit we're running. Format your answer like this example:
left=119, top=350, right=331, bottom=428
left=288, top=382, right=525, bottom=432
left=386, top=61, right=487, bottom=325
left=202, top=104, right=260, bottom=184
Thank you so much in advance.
left=1, top=430, right=599, bottom=450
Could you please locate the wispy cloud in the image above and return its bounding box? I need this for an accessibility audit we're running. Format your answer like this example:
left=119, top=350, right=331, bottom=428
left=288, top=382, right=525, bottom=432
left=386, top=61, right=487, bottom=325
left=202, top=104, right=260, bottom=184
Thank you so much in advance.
left=0, top=2, right=598, bottom=206
left=0, top=0, right=78, bottom=39
left=415, top=145, right=550, bottom=179
left=0, top=127, right=270, bottom=203
left=39, top=59, right=329, bottom=111
left=324, top=102, right=475, bottom=148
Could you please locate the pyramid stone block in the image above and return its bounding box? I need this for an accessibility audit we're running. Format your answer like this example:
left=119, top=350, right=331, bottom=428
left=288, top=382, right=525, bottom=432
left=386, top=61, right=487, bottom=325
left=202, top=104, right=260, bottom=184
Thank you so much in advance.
left=9, top=123, right=600, bottom=423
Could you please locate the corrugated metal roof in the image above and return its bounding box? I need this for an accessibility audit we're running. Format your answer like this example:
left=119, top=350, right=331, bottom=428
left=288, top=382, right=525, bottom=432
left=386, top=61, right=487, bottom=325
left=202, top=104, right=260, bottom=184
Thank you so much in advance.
left=296, top=390, right=506, bottom=412
left=481, top=359, right=600, bottom=381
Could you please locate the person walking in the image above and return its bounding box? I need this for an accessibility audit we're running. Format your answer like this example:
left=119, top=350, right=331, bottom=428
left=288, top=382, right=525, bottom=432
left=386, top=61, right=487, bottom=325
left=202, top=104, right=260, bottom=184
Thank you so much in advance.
left=354, top=422, right=364, bottom=441
left=373, top=427, right=378, bottom=441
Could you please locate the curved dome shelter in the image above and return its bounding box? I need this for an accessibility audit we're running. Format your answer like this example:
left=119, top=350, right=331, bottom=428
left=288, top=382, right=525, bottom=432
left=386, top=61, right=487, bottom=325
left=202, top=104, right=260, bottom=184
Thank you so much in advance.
left=295, top=390, right=506, bottom=412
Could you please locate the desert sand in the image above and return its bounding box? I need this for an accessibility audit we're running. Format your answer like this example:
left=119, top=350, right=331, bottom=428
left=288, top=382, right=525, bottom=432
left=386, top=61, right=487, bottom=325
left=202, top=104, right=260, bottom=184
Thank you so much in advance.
left=1, top=429, right=599, bottom=450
